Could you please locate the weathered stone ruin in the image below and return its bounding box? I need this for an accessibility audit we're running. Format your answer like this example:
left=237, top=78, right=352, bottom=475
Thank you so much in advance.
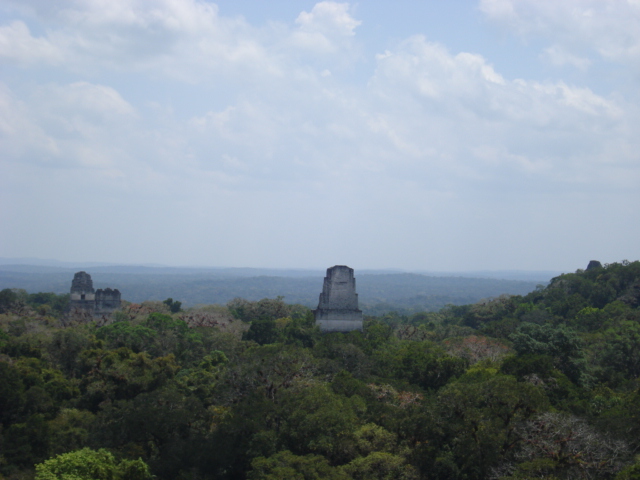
left=69, top=271, right=121, bottom=317
left=69, top=271, right=95, bottom=314
left=95, top=288, right=122, bottom=316
left=314, top=265, right=363, bottom=332
left=586, top=260, right=603, bottom=271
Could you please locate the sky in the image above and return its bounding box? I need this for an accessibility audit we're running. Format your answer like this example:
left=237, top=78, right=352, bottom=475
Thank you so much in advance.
left=1, top=0, right=639, bottom=272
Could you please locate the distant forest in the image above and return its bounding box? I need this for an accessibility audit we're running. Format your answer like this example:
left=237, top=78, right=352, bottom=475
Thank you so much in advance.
left=1, top=261, right=640, bottom=480
left=0, top=265, right=548, bottom=315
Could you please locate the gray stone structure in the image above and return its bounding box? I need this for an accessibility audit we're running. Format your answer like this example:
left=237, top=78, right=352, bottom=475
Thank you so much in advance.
left=314, top=265, right=363, bottom=332
left=586, top=260, right=603, bottom=271
left=95, top=288, right=122, bottom=316
left=69, top=271, right=96, bottom=314
left=69, top=271, right=120, bottom=317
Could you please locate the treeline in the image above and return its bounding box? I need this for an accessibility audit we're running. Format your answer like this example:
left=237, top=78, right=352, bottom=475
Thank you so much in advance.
left=1, top=261, right=640, bottom=479
left=0, top=267, right=543, bottom=314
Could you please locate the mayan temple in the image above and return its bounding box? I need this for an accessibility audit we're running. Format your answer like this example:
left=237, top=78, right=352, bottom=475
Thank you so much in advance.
left=68, top=271, right=121, bottom=317
left=314, top=265, right=363, bottom=332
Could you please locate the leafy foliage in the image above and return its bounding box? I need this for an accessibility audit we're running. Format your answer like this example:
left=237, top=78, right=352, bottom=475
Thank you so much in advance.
left=34, top=447, right=151, bottom=480
left=1, top=261, right=639, bottom=479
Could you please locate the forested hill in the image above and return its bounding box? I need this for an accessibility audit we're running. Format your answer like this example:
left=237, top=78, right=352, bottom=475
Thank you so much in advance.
left=0, top=264, right=548, bottom=314
left=1, top=261, right=640, bottom=479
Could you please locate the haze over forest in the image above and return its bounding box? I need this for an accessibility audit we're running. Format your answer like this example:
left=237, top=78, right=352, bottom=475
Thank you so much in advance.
left=0, top=260, right=559, bottom=314
left=1, top=0, right=639, bottom=271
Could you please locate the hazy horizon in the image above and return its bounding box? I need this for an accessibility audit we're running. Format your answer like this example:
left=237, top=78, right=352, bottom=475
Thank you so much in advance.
left=1, top=1, right=638, bottom=271
left=0, top=256, right=564, bottom=286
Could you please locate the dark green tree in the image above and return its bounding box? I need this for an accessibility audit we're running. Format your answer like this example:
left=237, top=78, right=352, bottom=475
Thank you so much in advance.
left=0, top=288, right=18, bottom=313
left=243, top=318, right=279, bottom=345
left=163, top=297, right=182, bottom=313
left=510, top=323, right=585, bottom=384
left=249, top=450, right=348, bottom=480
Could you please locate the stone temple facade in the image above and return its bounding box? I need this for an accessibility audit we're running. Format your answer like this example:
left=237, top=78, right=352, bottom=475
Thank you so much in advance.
left=69, top=271, right=121, bottom=317
left=586, top=260, right=603, bottom=271
left=95, top=288, right=122, bottom=316
left=314, top=265, right=363, bottom=332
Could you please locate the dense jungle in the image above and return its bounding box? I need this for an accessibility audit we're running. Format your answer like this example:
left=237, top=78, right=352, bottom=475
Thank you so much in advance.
left=1, top=261, right=640, bottom=480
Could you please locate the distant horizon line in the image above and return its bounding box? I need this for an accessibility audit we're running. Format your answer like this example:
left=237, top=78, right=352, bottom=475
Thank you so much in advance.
left=0, top=256, right=568, bottom=275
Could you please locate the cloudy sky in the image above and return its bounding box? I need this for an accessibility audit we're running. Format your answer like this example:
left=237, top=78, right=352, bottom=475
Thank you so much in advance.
left=1, top=0, right=639, bottom=272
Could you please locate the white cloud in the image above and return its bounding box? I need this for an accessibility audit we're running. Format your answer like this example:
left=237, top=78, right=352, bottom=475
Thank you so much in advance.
left=1, top=1, right=639, bottom=269
left=542, top=45, right=591, bottom=70
left=0, top=0, right=280, bottom=81
left=479, top=0, right=640, bottom=64
left=286, top=1, right=362, bottom=67
left=178, top=30, right=637, bottom=207
left=48, top=82, right=137, bottom=118
left=4, top=22, right=632, bottom=194
left=0, top=20, right=62, bottom=64
left=371, top=37, right=505, bottom=103
left=0, top=81, right=142, bottom=175
left=295, top=2, right=360, bottom=37
left=367, top=35, right=633, bottom=190
left=0, top=83, right=59, bottom=160
left=0, top=0, right=363, bottom=81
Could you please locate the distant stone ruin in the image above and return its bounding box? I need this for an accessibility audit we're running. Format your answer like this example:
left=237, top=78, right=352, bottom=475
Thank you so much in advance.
left=586, top=260, right=603, bottom=271
left=95, top=288, right=122, bottom=316
left=69, top=271, right=95, bottom=313
left=69, top=271, right=121, bottom=317
left=314, top=265, right=363, bottom=332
